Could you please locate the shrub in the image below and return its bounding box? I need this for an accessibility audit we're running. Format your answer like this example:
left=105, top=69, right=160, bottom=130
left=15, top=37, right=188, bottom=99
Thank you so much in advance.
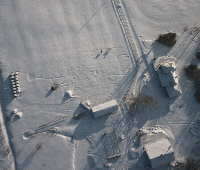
left=157, top=32, right=177, bottom=47
left=124, top=94, right=157, bottom=112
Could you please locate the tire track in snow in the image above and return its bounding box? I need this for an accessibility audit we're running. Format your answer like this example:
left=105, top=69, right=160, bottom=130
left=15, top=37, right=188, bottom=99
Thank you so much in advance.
left=111, top=0, right=145, bottom=103
left=111, top=0, right=147, bottom=169
left=72, top=141, right=76, bottom=170
left=168, top=27, right=200, bottom=59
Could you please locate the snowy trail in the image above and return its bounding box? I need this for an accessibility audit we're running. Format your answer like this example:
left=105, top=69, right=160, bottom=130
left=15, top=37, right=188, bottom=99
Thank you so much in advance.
left=110, top=1, right=148, bottom=169
left=111, top=0, right=146, bottom=103
left=72, top=141, right=77, bottom=170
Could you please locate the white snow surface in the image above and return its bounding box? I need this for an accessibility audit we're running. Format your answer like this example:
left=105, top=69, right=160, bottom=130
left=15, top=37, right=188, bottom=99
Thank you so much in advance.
left=0, top=0, right=200, bottom=169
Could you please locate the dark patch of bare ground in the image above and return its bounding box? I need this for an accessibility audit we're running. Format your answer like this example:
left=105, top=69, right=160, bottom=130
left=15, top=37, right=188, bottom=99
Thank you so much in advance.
left=124, top=93, right=158, bottom=112
left=173, top=159, right=200, bottom=170
left=0, top=125, right=10, bottom=158
left=184, top=64, right=200, bottom=102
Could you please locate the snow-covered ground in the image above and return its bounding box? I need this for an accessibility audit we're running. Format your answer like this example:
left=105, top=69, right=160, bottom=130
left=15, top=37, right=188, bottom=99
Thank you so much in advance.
left=0, top=0, right=200, bottom=169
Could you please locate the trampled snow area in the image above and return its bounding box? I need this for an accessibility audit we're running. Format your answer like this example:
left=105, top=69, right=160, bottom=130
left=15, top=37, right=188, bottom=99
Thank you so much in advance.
left=0, top=0, right=200, bottom=169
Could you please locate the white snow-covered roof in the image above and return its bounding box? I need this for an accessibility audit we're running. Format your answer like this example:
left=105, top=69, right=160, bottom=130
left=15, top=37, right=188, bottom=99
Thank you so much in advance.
left=91, top=100, right=118, bottom=118
left=144, top=137, right=174, bottom=168
left=144, top=138, right=172, bottom=160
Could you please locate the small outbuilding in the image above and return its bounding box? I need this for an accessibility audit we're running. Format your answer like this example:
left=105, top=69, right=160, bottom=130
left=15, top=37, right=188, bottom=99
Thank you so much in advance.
left=142, top=136, right=174, bottom=169
left=91, top=100, right=118, bottom=118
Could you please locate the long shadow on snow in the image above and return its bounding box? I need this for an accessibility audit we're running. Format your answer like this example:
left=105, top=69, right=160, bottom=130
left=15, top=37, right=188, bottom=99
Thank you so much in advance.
left=0, top=67, right=17, bottom=166
left=151, top=41, right=171, bottom=59
left=72, top=112, right=108, bottom=140
left=133, top=69, right=171, bottom=128
left=82, top=71, right=172, bottom=170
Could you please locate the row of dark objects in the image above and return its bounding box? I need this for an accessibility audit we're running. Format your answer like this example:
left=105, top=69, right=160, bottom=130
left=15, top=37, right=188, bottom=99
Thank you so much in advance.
left=185, top=47, right=200, bottom=102
left=9, top=72, right=22, bottom=97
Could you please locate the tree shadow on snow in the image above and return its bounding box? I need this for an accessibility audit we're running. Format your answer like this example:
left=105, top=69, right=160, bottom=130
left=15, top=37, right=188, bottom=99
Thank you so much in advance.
left=72, top=115, right=108, bottom=140
left=0, top=76, right=14, bottom=106
left=130, top=70, right=171, bottom=128
left=151, top=41, right=171, bottom=59
left=70, top=105, right=109, bottom=140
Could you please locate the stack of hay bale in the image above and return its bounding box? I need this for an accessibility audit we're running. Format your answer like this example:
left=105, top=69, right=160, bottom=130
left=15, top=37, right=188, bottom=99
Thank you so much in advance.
left=9, top=72, right=21, bottom=97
